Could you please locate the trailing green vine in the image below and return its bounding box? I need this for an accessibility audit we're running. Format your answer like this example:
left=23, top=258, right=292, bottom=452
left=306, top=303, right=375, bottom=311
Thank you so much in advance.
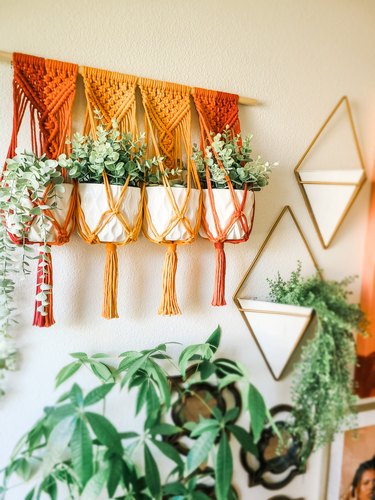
left=0, top=223, right=19, bottom=397
left=267, top=264, right=367, bottom=457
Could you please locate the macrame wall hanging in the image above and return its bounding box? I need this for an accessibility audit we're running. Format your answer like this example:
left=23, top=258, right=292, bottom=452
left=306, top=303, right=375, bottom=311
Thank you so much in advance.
left=78, top=67, right=142, bottom=319
left=5, top=53, right=78, bottom=327
left=193, top=88, right=255, bottom=306
left=139, top=79, right=201, bottom=315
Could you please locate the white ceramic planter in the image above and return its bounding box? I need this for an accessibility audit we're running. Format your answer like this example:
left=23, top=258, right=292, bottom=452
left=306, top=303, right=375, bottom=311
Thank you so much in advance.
left=144, top=186, right=201, bottom=241
left=78, top=184, right=142, bottom=243
left=27, top=183, right=75, bottom=243
left=237, top=299, right=314, bottom=379
left=199, top=188, right=255, bottom=240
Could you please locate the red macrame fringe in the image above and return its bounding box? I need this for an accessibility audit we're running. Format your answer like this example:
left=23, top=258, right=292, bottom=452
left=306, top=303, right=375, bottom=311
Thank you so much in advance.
left=33, top=246, right=55, bottom=327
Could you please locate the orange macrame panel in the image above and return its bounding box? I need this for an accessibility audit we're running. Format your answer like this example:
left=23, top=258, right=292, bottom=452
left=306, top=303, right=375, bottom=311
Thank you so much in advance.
left=193, top=87, right=240, bottom=149
left=82, top=66, right=138, bottom=135
left=356, top=176, right=375, bottom=397
left=139, top=78, right=201, bottom=315
left=80, top=67, right=141, bottom=319
left=4, top=53, right=78, bottom=327
left=192, top=88, right=255, bottom=306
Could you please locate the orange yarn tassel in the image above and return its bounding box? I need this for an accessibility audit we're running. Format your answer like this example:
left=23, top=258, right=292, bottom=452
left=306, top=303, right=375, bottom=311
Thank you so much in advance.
left=159, top=243, right=181, bottom=316
left=102, top=243, right=119, bottom=319
left=212, top=241, right=227, bottom=306
left=33, top=246, right=55, bottom=327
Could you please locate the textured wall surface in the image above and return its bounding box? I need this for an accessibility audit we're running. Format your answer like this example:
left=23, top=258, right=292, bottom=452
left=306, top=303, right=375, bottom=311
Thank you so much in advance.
left=0, top=1, right=374, bottom=498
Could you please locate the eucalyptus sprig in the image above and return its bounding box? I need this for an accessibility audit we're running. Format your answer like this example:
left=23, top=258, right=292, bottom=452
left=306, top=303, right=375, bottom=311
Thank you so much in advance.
left=267, top=264, right=367, bottom=457
left=59, top=113, right=160, bottom=186
left=192, top=126, right=277, bottom=190
left=1, top=327, right=272, bottom=500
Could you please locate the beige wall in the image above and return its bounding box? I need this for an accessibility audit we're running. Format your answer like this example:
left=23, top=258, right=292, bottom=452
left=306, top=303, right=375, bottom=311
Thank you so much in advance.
left=0, top=1, right=374, bottom=498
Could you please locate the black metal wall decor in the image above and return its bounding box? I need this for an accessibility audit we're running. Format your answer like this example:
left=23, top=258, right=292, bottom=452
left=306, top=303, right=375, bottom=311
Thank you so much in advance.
left=167, top=363, right=242, bottom=455
left=240, top=405, right=313, bottom=490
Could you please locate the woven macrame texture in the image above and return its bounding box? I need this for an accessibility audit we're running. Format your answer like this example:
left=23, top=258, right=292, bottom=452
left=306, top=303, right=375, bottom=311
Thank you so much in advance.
left=4, top=53, right=78, bottom=327
left=80, top=67, right=142, bottom=319
left=193, top=87, right=255, bottom=306
left=139, top=78, right=201, bottom=315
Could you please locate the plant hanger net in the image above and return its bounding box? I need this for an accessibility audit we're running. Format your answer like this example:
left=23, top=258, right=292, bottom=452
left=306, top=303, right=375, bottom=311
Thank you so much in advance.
left=3, top=53, right=78, bottom=327
left=139, top=78, right=202, bottom=316
left=193, top=88, right=255, bottom=306
left=78, top=67, right=142, bottom=319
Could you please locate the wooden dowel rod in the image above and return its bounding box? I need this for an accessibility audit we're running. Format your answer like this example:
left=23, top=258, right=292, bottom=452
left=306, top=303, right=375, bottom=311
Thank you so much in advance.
left=0, top=49, right=258, bottom=106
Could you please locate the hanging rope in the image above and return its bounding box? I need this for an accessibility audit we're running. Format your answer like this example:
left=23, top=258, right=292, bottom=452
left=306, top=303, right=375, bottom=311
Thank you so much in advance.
left=193, top=87, right=255, bottom=306
left=3, top=53, right=78, bottom=327
left=79, top=67, right=142, bottom=319
left=139, top=78, right=201, bottom=316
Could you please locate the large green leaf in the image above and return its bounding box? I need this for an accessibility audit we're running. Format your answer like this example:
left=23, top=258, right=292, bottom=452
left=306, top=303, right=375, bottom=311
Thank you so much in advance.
left=84, top=383, right=114, bottom=406
left=85, top=412, right=123, bottom=456
left=55, top=362, right=81, bottom=388
left=81, top=467, right=108, bottom=500
left=144, top=443, right=161, bottom=499
left=215, top=433, right=233, bottom=500
left=185, top=429, right=218, bottom=476
left=40, top=416, right=76, bottom=477
left=248, top=384, right=267, bottom=443
left=149, top=361, right=171, bottom=408
left=189, top=419, right=220, bottom=438
left=135, top=381, right=149, bottom=415
left=90, top=362, right=114, bottom=383
left=70, top=417, right=93, bottom=487
left=107, top=456, right=123, bottom=498
left=206, top=326, right=221, bottom=353
left=227, top=424, right=258, bottom=457
left=151, top=439, right=183, bottom=468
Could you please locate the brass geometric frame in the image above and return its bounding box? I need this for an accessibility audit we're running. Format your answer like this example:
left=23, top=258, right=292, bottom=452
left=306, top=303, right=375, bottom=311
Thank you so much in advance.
left=233, top=205, right=322, bottom=380
left=294, top=96, right=367, bottom=249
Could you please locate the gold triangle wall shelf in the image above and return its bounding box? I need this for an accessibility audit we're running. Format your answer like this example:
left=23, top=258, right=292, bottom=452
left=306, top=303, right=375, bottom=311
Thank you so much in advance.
left=294, top=96, right=366, bottom=249
left=233, top=206, right=321, bottom=380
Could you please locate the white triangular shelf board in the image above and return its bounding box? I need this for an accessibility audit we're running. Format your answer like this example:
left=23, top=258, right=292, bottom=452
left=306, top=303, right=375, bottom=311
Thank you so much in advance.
left=238, top=298, right=314, bottom=380
left=299, top=169, right=363, bottom=247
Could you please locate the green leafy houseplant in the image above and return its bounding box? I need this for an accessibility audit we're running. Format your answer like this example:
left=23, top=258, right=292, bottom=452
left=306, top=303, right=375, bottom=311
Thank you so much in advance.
left=192, top=127, right=277, bottom=190
left=1, top=327, right=274, bottom=500
left=58, top=114, right=159, bottom=186
left=267, top=264, right=367, bottom=457
left=0, top=149, right=66, bottom=319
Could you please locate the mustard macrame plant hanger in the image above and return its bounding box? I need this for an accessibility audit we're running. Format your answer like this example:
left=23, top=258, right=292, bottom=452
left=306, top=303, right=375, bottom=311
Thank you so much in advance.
left=233, top=206, right=322, bottom=380
left=78, top=67, right=143, bottom=319
left=294, top=96, right=366, bottom=249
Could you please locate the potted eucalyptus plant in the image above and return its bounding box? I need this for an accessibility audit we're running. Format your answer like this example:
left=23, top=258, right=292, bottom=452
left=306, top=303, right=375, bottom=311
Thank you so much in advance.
left=192, top=128, right=277, bottom=241
left=0, top=149, right=74, bottom=326
left=0, top=327, right=275, bottom=499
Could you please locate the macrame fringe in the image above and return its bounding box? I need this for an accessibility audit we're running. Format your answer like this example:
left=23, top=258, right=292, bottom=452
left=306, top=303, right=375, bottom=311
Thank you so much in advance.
left=212, top=241, right=227, bottom=306
left=33, top=246, right=55, bottom=327
left=102, top=243, right=119, bottom=319
left=159, top=243, right=181, bottom=316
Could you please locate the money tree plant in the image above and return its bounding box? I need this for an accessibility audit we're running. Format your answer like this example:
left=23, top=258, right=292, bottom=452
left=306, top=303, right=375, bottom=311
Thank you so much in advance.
left=1, top=327, right=275, bottom=500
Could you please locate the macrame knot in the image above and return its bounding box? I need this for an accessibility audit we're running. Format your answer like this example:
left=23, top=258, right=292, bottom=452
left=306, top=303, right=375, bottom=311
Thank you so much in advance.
left=112, top=207, right=120, bottom=216
left=56, top=230, right=69, bottom=245
left=87, top=233, right=99, bottom=244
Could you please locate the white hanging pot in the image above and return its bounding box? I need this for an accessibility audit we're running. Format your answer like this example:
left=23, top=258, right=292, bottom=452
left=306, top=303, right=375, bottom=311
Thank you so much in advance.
left=144, top=186, right=201, bottom=242
left=199, top=188, right=255, bottom=241
left=27, top=183, right=75, bottom=243
left=78, top=183, right=143, bottom=243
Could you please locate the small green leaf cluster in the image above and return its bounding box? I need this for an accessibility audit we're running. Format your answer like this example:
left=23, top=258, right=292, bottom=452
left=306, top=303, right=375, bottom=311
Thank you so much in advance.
left=192, top=127, right=277, bottom=190
left=0, top=151, right=65, bottom=322
left=267, top=263, right=367, bottom=457
left=1, top=327, right=272, bottom=500
left=58, top=114, right=160, bottom=187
